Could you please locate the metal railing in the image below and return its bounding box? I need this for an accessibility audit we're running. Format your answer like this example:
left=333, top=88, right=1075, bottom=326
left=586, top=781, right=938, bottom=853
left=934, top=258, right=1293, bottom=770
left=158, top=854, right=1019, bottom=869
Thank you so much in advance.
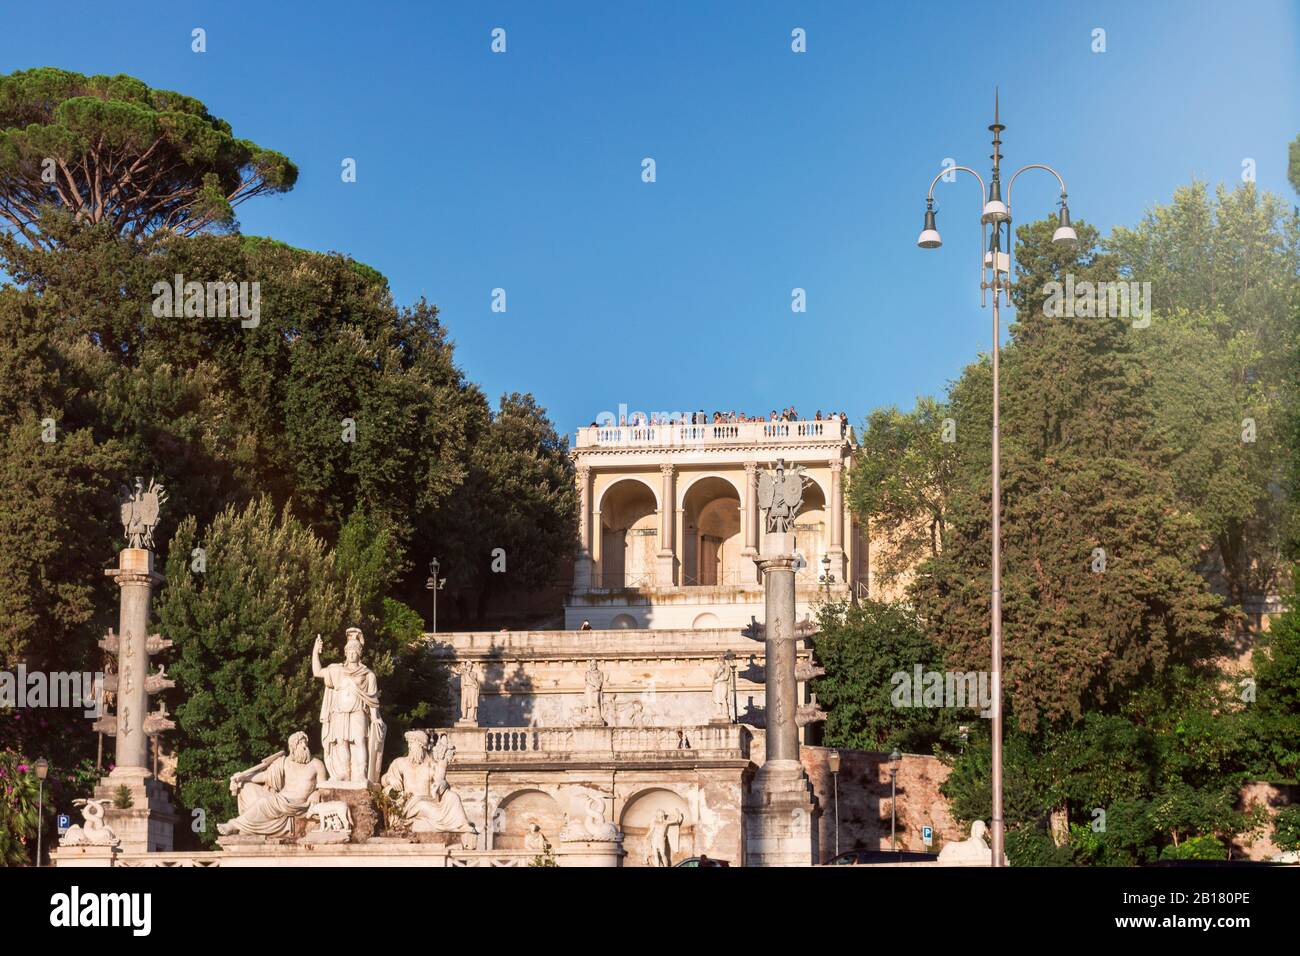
left=576, top=419, right=851, bottom=448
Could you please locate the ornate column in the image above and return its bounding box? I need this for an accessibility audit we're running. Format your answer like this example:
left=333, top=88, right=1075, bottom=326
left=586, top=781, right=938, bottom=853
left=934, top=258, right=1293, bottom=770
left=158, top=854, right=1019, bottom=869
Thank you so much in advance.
left=87, top=478, right=177, bottom=854
left=656, top=463, right=676, bottom=587
left=741, top=461, right=760, bottom=584
left=743, top=460, right=818, bottom=866
left=575, top=465, right=593, bottom=590
left=828, top=459, right=846, bottom=581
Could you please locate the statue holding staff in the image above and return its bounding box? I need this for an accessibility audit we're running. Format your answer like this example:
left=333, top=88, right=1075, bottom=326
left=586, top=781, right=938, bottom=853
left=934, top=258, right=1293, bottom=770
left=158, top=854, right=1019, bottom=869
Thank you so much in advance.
left=312, top=628, right=386, bottom=784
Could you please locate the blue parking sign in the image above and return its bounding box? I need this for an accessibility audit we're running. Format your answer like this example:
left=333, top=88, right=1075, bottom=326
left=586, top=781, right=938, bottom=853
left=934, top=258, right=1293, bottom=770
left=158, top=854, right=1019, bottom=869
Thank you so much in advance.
left=57, top=813, right=71, bottom=835
left=922, top=826, right=933, bottom=846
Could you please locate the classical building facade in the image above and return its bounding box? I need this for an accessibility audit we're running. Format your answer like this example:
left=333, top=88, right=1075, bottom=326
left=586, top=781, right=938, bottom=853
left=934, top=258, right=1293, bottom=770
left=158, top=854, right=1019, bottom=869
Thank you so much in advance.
left=565, top=419, right=862, bottom=629
left=426, top=625, right=821, bottom=865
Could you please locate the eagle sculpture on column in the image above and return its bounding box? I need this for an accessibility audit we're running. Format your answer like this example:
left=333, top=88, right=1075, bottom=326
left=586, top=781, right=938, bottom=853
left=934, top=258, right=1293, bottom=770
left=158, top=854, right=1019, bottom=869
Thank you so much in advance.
left=119, top=477, right=167, bottom=550
left=756, top=459, right=807, bottom=533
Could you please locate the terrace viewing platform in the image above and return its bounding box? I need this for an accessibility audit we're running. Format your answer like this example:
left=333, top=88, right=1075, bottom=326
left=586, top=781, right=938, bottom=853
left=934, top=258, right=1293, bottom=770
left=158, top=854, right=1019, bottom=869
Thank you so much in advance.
left=575, top=418, right=853, bottom=449
left=566, top=415, right=863, bottom=629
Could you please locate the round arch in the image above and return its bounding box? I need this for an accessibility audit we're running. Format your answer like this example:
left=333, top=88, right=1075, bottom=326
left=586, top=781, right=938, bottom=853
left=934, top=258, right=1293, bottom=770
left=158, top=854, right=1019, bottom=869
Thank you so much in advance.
left=676, top=471, right=744, bottom=509
left=595, top=476, right=660, bottom=514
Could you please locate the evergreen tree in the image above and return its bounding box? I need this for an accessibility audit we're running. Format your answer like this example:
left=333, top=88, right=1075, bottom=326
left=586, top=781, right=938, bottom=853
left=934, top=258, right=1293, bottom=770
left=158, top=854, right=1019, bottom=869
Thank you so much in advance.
left=159, top=498, right=361, bottom=845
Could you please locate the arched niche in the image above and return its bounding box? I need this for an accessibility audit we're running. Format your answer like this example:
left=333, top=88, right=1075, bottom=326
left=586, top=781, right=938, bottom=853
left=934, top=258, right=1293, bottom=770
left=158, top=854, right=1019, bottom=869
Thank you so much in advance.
left=619, top=788, right=693, bottom=867
left=494, top=788, right=564, bottom=850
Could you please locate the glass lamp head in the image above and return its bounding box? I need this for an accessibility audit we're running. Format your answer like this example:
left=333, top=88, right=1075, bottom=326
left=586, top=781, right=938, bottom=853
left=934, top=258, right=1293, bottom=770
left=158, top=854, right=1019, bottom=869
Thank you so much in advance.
left=1052, top=202, right=1078, bottom=245
left=917, top=204, right=942, bottom=249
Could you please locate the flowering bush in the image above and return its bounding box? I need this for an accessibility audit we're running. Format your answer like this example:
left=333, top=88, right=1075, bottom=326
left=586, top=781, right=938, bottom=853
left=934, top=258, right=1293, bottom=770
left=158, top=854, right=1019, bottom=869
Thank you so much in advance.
left=0, top=750, right=40, bottom=866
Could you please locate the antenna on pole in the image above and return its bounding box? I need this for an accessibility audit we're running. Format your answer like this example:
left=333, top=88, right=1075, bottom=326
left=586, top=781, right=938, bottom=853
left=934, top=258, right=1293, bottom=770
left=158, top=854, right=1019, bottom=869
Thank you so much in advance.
left=988, top=87, right=1004, bottom=173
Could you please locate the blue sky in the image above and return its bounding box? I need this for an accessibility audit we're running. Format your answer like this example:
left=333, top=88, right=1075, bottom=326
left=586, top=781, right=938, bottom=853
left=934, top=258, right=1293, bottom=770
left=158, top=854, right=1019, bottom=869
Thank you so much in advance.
left=2, top=1, right=1297, bottom=436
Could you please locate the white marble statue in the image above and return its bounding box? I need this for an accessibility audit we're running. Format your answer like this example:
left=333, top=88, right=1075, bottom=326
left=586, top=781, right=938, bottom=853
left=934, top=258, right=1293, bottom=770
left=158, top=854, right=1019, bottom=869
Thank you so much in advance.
left=305, top=801, right=353, bottom=833
left=380, top=730, right=477, bottom=835
left=938, top=819, right=1002, bottom=865
left=312, top=628, right=386, bottom=783
left=523, top=821, right=549, bottom=852
left=711, top=657, right=731, bottom=720
left=583, top=659, right=606, bottom=724
left=560, top=788, right=620, bottom=842
left=217, top=732, right=328, bottom=836
left=646, top=809, right=684, bottom=867
left=60, top=798, right=119, bottom=847
left=456, top=660, right=481, bottom=724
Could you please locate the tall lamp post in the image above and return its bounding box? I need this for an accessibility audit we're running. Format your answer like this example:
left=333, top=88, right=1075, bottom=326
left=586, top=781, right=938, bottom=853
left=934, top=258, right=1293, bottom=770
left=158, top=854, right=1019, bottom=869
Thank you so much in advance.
left=34, top=757, right=49, bottom=867
left=915, top=92, right=1076, bottom=867
left=426, top=557, right=447, bottom=633
left=887, top=747, right=901, bottom=852
left=828, top=750, right=841, bottom=859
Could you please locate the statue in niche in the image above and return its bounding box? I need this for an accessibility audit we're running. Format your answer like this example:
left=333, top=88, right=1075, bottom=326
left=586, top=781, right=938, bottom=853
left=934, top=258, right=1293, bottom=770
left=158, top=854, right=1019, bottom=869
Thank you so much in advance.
left=217, top=732, right=328, bottom=836
left=524, top=820, right=549, bottom=852
left=381, top=730, right=477, bottom=835
left=645, top=809, right=684, bottom=867
left=312, top=628, right=386, bottom=783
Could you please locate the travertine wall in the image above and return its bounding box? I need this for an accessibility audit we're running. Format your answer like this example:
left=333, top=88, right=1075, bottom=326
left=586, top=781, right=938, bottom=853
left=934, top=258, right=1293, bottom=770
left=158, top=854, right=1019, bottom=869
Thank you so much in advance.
left=797, top=745, right=962, bottom=860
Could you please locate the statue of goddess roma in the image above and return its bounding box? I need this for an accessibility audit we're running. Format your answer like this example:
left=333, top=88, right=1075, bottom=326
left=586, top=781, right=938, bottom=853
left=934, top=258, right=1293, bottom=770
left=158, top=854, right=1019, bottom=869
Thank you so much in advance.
left=312, top=628, right=386, bottom=784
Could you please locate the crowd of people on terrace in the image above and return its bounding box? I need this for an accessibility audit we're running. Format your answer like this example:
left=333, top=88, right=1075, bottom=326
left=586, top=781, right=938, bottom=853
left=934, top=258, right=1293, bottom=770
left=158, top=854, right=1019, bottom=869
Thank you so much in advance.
left=590, top=408, right=849, bottom=434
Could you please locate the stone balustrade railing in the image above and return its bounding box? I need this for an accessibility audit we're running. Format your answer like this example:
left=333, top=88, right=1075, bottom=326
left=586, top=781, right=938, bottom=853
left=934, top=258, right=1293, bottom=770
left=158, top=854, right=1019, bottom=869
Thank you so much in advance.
left=449, top=723, right=750, bottom=760
left=575, top=419, right=850, bottom=449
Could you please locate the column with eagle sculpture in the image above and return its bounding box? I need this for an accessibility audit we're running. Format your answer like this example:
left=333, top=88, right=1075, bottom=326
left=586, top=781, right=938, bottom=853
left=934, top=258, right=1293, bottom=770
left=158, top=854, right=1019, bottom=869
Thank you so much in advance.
left=81, top=478, right=178, bottom=855
left=743, top=459, right=820, bottom=866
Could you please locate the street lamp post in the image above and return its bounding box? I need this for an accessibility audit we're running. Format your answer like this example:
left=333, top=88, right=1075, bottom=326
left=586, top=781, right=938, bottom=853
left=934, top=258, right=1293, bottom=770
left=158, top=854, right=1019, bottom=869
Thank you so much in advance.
left=818, top=552, right=836, bottom=598
left=34, top=757, right=49, bottom=867
left=915, top=92, right=1076, bottom=867
left=426, top=557, right=447, bottom=633
left=828, top=750, right=841, bottom=858
left=888, top=747, right=901, bottom=852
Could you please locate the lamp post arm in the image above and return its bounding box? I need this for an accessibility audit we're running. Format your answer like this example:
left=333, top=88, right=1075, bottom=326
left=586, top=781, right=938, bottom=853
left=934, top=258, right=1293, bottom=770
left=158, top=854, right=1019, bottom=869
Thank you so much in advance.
left=1002, top=164, right=1071, bottom=301
left=925, top=165, right=990, bottom=306
left=925, top=165, right=987, bottom=205
left=1006, top=163, right=1068, bottom=215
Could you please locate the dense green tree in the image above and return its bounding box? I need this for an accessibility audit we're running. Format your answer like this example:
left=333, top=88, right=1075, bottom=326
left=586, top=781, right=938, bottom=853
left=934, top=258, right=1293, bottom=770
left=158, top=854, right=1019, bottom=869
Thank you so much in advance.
left=845, top=397, right=959, bottom=589
left=0, top=284, right=127, bottom=671
left=1110, top=183, right=1299, bottom=602
left=432, top=392, right=577, bottom=621
left=1243, top=566, right=1300, bottom=781
left=0, top=68, right=296, bottom=247
left=811, top=599, right=958, bottom=753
